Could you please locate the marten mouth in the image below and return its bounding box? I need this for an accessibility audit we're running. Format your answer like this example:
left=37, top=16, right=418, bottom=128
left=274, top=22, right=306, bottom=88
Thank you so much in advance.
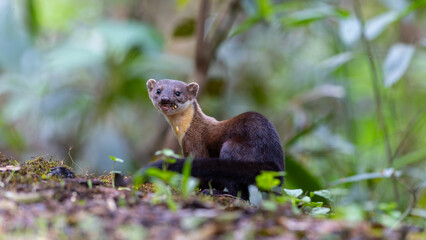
left=160, top=103, right=178, bottom=111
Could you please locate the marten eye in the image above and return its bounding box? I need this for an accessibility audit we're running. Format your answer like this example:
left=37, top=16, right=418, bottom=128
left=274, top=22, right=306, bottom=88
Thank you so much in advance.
left=156, top=89, right=161, bottom=94
left=175, top=91, right=181, bottom=97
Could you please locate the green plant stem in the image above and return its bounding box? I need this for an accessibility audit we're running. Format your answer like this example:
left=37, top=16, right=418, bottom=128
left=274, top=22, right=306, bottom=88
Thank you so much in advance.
left=353, top=0, right=399, bottom=205
left=329, top=22, right=360, bottom=171
left=111, top=162, right=115, bottom=188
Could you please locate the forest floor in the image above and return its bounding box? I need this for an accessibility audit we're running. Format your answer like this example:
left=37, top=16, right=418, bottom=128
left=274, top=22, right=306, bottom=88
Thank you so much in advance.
left=0, top=152, right=424, bottom=240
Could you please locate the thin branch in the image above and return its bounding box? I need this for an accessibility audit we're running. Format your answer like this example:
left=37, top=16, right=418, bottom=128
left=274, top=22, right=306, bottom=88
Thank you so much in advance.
left=206, top=0, right=241, bottom=61
left=284, top=113, right=334, bottom=148
left=192, top=0, right=241, bottom=93
left=193, top=0, right=211, bottom=90
left=392, top=186, right=418, bottom=229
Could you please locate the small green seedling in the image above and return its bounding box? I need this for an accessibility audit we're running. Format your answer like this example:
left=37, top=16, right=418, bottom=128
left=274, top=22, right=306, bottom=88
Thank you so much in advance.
left=282, top=188, right=331, bottom=215
left=180, top=156, right=199, bottom=200
left=153, top=150, right=198, bottom=199
left=255, top=171, right=285, bottom=211
left=87, top=179, right=93, bottom=189
left=109, top=156, right=124, bottom=172
left=140, top=149, right=199, bottom=210
left=155, top=149, right=181, bottom=162
left=109, top=156, right=124, bottom=188
left=144, top=168, right=177, bottom=183
left=151, top=179, right=178, bottom=211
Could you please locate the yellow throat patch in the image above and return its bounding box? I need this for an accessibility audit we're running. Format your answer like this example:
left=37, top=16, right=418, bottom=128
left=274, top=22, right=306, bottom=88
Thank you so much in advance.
left=165, top=104, right=194, bottom=145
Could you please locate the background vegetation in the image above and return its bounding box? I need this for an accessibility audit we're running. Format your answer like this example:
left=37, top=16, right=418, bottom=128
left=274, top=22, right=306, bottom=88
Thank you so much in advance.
left=0, top=0, right=425, bottom=227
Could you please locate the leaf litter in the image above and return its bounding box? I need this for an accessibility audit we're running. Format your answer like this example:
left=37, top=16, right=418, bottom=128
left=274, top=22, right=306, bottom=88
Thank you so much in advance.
left=0, top=152, right=423, bottom=239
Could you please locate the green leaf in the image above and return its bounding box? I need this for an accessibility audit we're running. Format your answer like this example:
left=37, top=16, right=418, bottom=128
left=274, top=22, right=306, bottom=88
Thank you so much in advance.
left=378, top=202, right=398, bottom=211
left=284, top=188, right=303, bottom=197
left=272, top=1, right=300, bottom=13
left=300, top=196, right=311, bottom=203
left=399, top=0, right=426, bottom=18
left=87, top=179, right=93, bottom=189
left=310, top=207, right=330, bottom=215
left=312, top=189, right=334, bottom=202
left=255, top=171, right=284, bottom=191
left=133, top=173, right=147, bottom=188
left=335, top=8, right=351, bottom=18
left=24, top=0, right=39, bottom=39
left=256, top=0, right=274, bottom=18
left=173, top=18, right=196, bottom=38
left=109, top=156, right=124, bottom=163
left=164, top=158, right=177, bottom=164
left=392, top=147, right=426, bottom=169
left=383, top=43, right=415, bottom=87
left=320, top=52, right=353, bottom=73
left=176, top=0, right=191, bottom=9
left=229, top=16, right=263, bottom=38
left=365, top=11, right=399, bottom=40
left=339, top=16, right=361, bottom=45
left=182, top=156, right=193, bottom=179
left=365, top=1, right=426, bottom=41
left=181, top=156, right=198, bottom=199
left=284, top=154, right=323, bottom=192
left=151, top=180, right=177, bottom=212
left=181, top=177, right=199, bottom=198
left=155, top=149, right=182, bottom=159
left=307, top=202, right=323, bottom=208
left=145, top=168, right=177, bottom=183
left=281, top=7, right=350, bottom=27
left=411, top=208, right=426, bottom=219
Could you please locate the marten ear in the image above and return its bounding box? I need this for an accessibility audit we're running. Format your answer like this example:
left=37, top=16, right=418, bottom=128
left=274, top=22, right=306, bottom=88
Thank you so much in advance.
left=147, top=79, right=157, bottom=92
left=187, top=82, right=199, bottom=99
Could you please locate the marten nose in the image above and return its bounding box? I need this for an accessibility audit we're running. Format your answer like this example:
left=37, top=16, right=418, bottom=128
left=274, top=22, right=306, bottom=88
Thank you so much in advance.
left=160, top=97, right=170, bottom=104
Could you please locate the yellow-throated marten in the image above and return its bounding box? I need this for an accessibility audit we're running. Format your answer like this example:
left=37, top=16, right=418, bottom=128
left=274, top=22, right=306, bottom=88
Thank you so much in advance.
left=116, top=79, right=285, bottom=200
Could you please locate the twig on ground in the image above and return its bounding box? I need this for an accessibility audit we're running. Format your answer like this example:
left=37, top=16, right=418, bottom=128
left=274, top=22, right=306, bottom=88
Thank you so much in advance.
left=68, top=146, right=87, bottom=177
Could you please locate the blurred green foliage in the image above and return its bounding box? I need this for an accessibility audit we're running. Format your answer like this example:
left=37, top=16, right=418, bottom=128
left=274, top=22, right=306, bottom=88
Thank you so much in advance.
left=0, top=0, right=425, bottom=226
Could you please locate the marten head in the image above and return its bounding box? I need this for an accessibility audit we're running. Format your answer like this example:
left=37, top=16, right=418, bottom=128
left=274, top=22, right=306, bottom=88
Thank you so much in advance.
left=147, top=79, right=199, bottom=116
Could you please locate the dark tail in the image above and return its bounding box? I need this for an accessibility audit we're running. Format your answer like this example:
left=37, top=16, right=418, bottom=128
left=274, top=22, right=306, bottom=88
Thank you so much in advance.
left=154, top=158, right=282, bottom=186
left=115, top=158, right=283, bottom=188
